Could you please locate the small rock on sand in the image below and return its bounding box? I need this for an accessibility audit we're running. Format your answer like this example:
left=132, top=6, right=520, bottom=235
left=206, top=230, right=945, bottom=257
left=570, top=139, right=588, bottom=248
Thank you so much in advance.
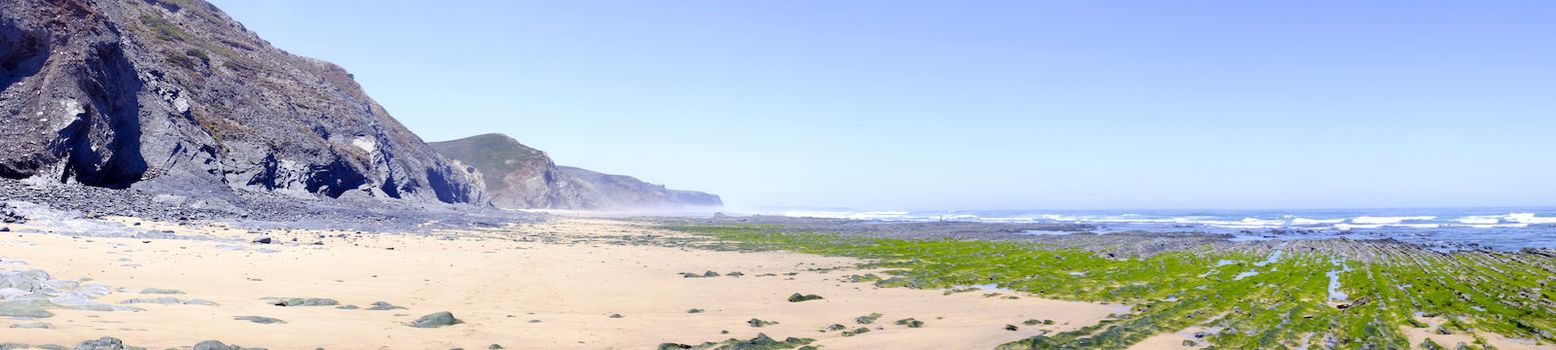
left=0, top=299, right=54, bottom=318
left=119, top=297, right=216, bottom=306
left=233, top=316, right=285, bottom=324
left=410, top=311, right=462, bottom=328
left=72, top=337, right=137, bottom=350
left=365, top=301, right=405, bottom=310
left=266, top=297, right=338, bottom=307
left=786, top=293, right=824, bottom=302
left=192, top=340, right=256, bottom=350
left=9, top=322, right=52, bottom=329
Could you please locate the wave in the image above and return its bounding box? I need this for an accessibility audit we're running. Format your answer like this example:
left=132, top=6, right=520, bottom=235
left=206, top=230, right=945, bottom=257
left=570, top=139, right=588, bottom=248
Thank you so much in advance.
left=1457, top=216, right=1502, bottom=225
left=1352, top=216, right=1436, bottom=225
left=1507, top=213, right=1556, bottom=224
left=1465, top=223, right=1529, bottom=229
left=1291, top=218, right=1346, bottom=225
left=779, top=210, right=913, bottom=220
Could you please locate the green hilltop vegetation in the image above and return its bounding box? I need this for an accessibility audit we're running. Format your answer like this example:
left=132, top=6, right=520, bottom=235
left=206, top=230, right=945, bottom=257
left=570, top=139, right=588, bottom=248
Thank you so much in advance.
left=427, top=133, right=551, bottom=194
left=668, top=225, right=1556, bottom=349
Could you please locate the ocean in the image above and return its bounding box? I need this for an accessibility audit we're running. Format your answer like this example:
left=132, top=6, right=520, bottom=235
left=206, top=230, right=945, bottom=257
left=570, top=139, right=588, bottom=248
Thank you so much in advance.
left=756, top=207, right=1556, bottom=251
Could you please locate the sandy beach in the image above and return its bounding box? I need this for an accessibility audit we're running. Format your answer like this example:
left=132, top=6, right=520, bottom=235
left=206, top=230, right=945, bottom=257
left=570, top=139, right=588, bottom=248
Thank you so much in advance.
left=0, top=218, right=1116, bottom=349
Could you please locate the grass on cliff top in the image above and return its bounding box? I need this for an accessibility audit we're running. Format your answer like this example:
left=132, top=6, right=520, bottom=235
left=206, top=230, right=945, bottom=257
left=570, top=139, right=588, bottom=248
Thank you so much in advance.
left=427, top=134, right=549, bottom=192
left=667, top=224, right=1556, bottom=349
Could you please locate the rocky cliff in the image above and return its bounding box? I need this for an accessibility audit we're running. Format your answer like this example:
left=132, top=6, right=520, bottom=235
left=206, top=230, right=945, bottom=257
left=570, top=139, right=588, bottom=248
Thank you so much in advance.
left=429, top=134, right=721, bottom=210
left=0, top=0, right=485, bottom=207
left=555, top=166, right=723, bottom=210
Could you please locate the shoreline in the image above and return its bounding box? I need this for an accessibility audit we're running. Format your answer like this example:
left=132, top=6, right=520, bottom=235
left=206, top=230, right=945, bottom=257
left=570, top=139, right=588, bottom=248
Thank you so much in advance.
left=2, top=198, right=1554, bottom=349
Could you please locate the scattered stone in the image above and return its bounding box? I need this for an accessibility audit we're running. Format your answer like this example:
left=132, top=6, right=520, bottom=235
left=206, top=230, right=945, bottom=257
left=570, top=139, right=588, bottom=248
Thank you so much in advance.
left=747, top=318, right=780, bottom=327
left=609, top=313, right=624, bottom=318
left=1005, top=324, right=1020, bottom=331
left=336, top=305, right=360, bottom=310
left=252, top=237, right=273, bottom=244
left=191, top=340, right=256, bottom=350
left=410, top=311, right=462, bottom=328
left=786, top=293, right=823, bottom=303
left=119, top=297, right=216, bottom=306
left=0, top=299, right=54, bottom=318
left=9, top=322, right=52, bottom=329
left=657, top=333, right=813, bottom=350
left=846, top=274, right=881, bottom=283
left=72, top=337, right=142, bottom=350
left=266, top=297, right=339, bottom=307
left=140, top=288, right=183, bottom=294
left=234, top=316, right=285, bottom=324
left=365, top=301, right=405, bottom=310
left=488, top=345, right=503, bottom=350
left=1, top=267, right=129, bottom=316
left=681, top=271, right=721, bottom=278
left=687, top=308, right=704, bottom=313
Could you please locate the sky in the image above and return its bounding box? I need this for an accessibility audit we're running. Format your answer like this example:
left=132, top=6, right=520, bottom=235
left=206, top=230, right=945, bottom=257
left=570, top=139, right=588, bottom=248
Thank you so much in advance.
left=207, top=0, right=1556, bottom=211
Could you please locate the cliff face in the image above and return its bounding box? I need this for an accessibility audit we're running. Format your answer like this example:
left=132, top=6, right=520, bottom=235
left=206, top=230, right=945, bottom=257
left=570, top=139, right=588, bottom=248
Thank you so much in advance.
left=0, top=0, right=485, bottom=205
left=430, top=134, right=722, bottom=210
left=554, top=166, right=723, bottom=209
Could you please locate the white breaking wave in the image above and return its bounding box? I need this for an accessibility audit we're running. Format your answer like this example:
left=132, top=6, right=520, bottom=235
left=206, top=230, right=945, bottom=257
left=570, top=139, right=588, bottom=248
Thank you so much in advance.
left=1335, top=223, right=1383, bottom=230
left=779, top=210, right=913, bottom=220
left=976, top=216, right=1039, bottom=223
left=1507, top=213, right=1556, bottom=224
left=1351, top=216, right=1436, bottom=225
left=1466, top=224, right=1529, bottom=229
left=1291, top=218, right=1345, bottom=225
left=1457, top=216, right=1502, bottom=225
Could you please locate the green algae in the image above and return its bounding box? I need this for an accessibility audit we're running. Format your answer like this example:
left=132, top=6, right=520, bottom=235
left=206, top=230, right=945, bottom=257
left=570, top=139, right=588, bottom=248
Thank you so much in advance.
left=669, top=224, right=1556, bottom=349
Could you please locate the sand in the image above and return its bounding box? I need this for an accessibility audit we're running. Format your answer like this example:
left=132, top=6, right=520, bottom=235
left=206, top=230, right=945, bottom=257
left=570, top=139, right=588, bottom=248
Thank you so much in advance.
left=0, top=218, right=1117, bottom=349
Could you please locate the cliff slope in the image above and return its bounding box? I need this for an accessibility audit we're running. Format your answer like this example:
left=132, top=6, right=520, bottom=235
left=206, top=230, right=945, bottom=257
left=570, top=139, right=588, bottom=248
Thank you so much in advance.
left=0, top=0, right=486, bottom=207
left=429, top=133, right=720, bottom=210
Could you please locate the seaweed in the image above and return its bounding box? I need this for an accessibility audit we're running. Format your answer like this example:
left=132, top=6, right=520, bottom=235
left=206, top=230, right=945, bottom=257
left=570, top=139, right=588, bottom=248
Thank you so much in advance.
left=668, top=224, right=1556, bottom=349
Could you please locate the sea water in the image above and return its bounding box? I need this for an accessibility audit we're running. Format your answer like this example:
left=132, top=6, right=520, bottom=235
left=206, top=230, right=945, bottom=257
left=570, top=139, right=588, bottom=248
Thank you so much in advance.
left=761, top=207, right=1556, bottom=250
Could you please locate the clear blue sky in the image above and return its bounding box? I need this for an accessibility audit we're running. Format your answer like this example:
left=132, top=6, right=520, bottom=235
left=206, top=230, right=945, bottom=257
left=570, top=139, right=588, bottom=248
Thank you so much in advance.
left=209, top=0, right=1556, bottom=210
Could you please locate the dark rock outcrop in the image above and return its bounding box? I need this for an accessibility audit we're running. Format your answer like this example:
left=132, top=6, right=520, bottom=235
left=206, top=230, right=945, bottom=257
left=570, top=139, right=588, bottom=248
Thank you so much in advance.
left=0, top=0, right=485, bottom=206
left=429, top=133, right=721, bottom=210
